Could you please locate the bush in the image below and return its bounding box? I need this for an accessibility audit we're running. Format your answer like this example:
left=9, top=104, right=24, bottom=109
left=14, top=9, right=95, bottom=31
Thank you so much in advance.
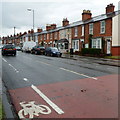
left=81, top=48, right=102, bottom=55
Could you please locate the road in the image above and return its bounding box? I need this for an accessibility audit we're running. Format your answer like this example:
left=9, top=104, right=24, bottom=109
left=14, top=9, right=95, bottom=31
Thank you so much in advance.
left=2, top=51, right=118, bottom=119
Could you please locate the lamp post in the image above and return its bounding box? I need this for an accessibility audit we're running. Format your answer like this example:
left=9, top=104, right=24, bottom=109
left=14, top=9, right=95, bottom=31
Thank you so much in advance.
left=27, top=8, right=35, bottom=41
left=14, top=27, right=16, bottom=45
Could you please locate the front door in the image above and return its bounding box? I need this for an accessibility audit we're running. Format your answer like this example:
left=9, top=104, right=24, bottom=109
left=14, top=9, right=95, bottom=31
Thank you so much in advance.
left=107, top=39, right=111, bottom=55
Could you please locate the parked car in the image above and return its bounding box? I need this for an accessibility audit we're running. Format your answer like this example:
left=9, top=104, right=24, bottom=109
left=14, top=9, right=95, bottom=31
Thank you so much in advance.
left=45, top=47, right=62, bottom=57
left=0, top=45, right=3, bottom=49
left=31, top=46, right=45, bottom=55
left=16, top=46, right=21, bottom=51
left=22, top=41, right=36, bottom=52
left=2, top=44, right=16, bottom=56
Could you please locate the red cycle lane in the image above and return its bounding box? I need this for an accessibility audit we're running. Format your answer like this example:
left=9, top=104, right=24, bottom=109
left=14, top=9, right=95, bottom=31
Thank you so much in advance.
left=9, top=74, right=118, bottom=119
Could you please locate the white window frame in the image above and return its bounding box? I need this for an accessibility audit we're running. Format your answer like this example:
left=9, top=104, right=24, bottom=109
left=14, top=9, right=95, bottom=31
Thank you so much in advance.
left=50, top=33, right=52, bottom=40
left=54, top=32, right=57, bottom=39
left=89, top=23, right=93, bottom=35
left=44, top=34, right=46, bottom=40
left=81, top=25, right=84, bottom=36
left=72, top=40, right=79, bottom=51
left=92, top=38, right=102, bottom=49
left=35, top=36, right=38, bottom=42
left=100, top=21, right=105, bottom=34
left=74, top=27, right=78, bottom=37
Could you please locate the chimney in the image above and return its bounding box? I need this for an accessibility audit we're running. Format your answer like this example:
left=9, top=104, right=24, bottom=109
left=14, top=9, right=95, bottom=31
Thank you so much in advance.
left=31, top=29, right=34, bottom=33
left=23, top=32, right=27, bottom=35
left=62, top=18, right=69, bottom=27
left=51, top=24, right=56, bottom=29
left=37, top=28, right=43, bottom=32
left=106, top=3, right=115, bottom=14
left=46, top=24, right=52, bottom=31
left=28, top=30, right=31, bottom=34
left=82, top=10, right=92, bottom=21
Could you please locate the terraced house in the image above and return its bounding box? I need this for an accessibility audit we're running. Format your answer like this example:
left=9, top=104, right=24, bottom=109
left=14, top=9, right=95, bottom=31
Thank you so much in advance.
left=2, top=3, right=120, bottom=56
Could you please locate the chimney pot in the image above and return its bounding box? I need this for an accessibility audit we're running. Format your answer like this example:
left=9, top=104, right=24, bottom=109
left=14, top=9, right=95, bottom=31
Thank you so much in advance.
left=106, top=3, right=115, bottom=14
left=82, top=10, right=92, bottom=21
left=62, top=18, right=69, bottom=27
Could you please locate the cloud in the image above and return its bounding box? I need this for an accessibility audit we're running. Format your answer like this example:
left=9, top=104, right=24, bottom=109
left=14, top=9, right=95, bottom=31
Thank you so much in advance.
left=1, top=0, right=119, bottom=37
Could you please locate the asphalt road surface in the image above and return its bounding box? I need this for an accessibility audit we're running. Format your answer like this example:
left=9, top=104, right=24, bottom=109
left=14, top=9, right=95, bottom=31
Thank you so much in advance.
left=2, top=51, right=118, bottom=119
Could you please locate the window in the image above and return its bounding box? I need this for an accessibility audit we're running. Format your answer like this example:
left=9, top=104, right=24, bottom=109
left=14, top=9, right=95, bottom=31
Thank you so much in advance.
left=82, top=25, right=84, bottom=36
left=50, top=33, right=52, bottom=40
left=47, top=34, right=49, bottom=40
left=100, top=21, right=105, bottom=34
left=40, top=35, right=42, bottom=40
left=55, top=32, right=57, bottom=39
left=44, top=34, right=46, bottom=40
left=89, top=23, right=93, bottom=35
left=72, top=40, right=79, bottom=51
left=92, top=38, right=102, bottom=49
left=35, top=36, right=38, bottom=42
left=74, top=27, right=78, bottom=37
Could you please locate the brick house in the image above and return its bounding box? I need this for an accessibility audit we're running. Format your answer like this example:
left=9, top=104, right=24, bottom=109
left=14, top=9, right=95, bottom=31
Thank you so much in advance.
left=112, top=12, right=120, bottom=56
left=69, top=4, right=120, bottom=55
left=2, top=3, right=120, bottom=56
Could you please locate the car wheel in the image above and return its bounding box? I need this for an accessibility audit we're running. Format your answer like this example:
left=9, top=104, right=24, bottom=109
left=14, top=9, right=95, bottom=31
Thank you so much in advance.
left=35, top=51, right=38, bottom=55
left=31, top=51, right=33, bottom=54
left=14, top=54, right=16, bottom=56
left=2, top=53, right=4, bottom=56
left=51, top=53, right=53, bottom=57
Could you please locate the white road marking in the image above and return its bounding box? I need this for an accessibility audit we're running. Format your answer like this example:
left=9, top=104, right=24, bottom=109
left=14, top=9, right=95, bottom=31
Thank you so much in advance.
left=59, top=67, right=98, bottom=80
left=8, top=64, right=19, bottom=73
left=2, top=58, right=7, bottom=62
left=31, top=85, right=64, bottom=115
left=36, top=60, right=51, bottom=66
left=23, top=78, right=28, bottom=81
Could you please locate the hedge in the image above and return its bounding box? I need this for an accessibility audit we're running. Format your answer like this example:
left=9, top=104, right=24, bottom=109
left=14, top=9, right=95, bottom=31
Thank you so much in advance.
left=81, top=48, right=102, bottom=55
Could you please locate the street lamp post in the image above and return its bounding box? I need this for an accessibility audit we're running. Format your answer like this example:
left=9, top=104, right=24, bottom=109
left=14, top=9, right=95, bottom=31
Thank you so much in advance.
left=27, top=8, right=35, bottom=41
left=14, top=27, right=16, bottom=45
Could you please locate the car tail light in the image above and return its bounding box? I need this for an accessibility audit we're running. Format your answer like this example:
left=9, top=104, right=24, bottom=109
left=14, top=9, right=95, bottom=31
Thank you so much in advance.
left=3, top=48, right=7, bottom=50
left=13, top=48, right=16, bottom=50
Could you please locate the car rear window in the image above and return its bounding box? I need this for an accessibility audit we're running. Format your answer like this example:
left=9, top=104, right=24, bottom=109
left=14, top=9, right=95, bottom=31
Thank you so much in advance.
left=4, top=45, right=15, bottom=49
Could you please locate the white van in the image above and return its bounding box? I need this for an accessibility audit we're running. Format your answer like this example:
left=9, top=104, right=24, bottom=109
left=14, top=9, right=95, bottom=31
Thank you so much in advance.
left=22, top=41, right=36, bottom=52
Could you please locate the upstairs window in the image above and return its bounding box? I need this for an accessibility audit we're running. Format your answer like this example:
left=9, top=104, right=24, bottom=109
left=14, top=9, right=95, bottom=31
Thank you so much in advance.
left=89, top=23, right=93, bottom=35
left=44, top=34, right=46, bottom=40
left=74, top=27, right=78, bottom=37
left=81, top=25, right=84, bottom=36
left=40, top=35, right=42, bottom=40
left=50, top=33, right=52, bottom=40
left=100, top=21, right=105, bottom=34
left=54, top=32, right=57, bottom=39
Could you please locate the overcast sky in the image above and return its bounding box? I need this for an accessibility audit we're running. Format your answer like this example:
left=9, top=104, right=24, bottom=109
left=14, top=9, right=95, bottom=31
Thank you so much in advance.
left=0, top=0, right=119, bottom=37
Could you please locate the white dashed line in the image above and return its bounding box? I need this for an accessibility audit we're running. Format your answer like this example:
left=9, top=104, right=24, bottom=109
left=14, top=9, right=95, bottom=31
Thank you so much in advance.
left=8, top=64, right=19, bottom=73
left=36, top=60, right=51, bottom=66
left=31, top=85, right=64, bottom=115
left=23, top=78, right=28, bottom=81
left=59, top=67, right=98, bottom=80
left=2, top=58, right=7, bottom=62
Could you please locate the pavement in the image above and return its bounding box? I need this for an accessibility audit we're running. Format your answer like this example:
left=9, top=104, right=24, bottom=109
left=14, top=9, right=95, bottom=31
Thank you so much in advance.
left=62, top=53, right=120, bottom=67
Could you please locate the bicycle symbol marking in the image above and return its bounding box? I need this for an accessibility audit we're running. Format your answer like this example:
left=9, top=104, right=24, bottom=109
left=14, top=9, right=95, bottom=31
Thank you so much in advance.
left=18, top=101, right=51, bottom=119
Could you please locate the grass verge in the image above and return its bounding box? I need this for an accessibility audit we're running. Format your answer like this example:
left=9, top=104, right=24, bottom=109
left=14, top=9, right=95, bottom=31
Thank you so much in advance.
left=0, top=98, right=5, bottom=119
left=104, top=56, right=120, bottom=60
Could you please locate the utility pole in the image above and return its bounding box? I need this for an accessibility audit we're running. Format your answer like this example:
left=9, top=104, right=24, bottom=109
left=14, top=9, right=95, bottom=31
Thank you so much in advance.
left=14, top=27, right=16, bottom=45
left=27, top=9, right=35, bottom=42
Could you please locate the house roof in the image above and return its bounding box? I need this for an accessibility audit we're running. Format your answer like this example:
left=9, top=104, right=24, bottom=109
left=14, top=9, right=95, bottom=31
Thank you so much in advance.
left=18, top=10, right=120, bottom=38
left=35, top=10, right=120, bottom=35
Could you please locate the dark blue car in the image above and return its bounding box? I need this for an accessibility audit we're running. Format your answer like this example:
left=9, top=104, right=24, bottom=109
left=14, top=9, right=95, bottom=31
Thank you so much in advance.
left=45, top=47, right=62, bottom=57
